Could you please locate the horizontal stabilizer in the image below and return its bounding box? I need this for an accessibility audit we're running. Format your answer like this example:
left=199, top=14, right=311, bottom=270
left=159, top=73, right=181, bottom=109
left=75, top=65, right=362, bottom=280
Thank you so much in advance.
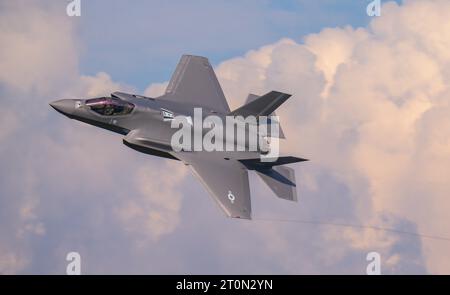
left=256, top=166, right=297, bottom=201
left=229, top=91, right=291, bottom=118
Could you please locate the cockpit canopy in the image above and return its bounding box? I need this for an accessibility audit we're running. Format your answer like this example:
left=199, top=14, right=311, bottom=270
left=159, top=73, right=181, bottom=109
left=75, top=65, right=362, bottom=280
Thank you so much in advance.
left=86, top=97, right=134, bottom=116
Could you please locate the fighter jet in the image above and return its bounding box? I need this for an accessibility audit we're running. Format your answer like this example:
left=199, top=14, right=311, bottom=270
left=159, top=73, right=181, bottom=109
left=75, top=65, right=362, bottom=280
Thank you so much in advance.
left=50, top=55, right=307, bottom=219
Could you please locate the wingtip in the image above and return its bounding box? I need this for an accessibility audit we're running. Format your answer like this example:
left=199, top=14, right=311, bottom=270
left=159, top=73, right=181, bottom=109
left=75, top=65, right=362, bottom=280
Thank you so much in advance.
left=271, top=90, right=292, bottom=97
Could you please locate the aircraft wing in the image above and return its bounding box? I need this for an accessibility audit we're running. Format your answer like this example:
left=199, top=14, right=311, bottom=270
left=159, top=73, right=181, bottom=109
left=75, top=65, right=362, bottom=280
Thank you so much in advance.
left=172, top=151, right=252, bottom=219
left=162, top=55, right=231, bottom=114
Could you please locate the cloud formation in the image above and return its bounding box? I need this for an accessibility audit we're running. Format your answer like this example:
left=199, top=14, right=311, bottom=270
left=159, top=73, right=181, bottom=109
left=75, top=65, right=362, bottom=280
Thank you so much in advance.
left=214, top=0, right=450, bottom=273
left=0, top=0, right=187, bottom=274
left=1, top=0, right=449, bottom=274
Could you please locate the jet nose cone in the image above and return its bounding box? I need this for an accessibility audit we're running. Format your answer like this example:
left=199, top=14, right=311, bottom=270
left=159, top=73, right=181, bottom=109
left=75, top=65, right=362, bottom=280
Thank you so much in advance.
left=49, top=99, right=75, bottom=115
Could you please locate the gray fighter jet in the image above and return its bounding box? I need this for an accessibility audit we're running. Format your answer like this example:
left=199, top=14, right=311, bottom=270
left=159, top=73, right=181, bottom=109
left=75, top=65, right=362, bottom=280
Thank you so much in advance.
left=50, top=55, right=306, bottom=219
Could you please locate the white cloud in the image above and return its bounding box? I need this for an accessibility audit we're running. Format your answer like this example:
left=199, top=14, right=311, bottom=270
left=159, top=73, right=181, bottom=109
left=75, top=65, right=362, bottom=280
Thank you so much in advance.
left=209, top=0, right=450, bottom=274
left=75, top=72, right=133, bottom=98
left=0, top=1, right=188, bottom=273
left=144, top=82, right=168, bottom=98
left=1, top=0, right=449, bottom=274
left=0, top=248, right=27, bottom=275
left=117, top=161, right=187, bottom=243
left=0, top=1, right=78, bottom=95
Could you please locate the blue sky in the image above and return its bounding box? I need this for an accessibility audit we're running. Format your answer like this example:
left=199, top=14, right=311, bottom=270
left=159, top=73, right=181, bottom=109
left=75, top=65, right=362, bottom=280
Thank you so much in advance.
left=77, top=0, right=384, bottom=90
